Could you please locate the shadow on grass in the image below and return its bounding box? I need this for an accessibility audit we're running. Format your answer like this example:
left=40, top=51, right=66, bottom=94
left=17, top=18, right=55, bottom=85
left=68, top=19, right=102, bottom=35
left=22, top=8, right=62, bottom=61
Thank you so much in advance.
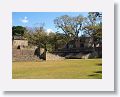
left=96, top=63, right=102, bottom=66
left=94, top=71, right=102, bottom=74
left=88, top=70, right=102, bottom=79
left=88, top=74, right=102, bottom=79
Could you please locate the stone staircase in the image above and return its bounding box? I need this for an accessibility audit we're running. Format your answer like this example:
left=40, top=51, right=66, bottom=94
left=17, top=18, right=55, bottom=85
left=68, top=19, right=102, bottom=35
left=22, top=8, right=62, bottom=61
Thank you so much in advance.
left=12, top=49, right=65, bottom=61
left=46, top=53, right=65, bottom=60
left=13, top=55, right=41, bottom=62
left=12, top=49, right=41, bottom=62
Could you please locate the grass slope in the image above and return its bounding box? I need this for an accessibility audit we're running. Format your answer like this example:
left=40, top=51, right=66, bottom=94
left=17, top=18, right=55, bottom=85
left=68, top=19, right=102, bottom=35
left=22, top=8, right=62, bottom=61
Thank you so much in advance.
left=12, top=59, right=102, bottom=79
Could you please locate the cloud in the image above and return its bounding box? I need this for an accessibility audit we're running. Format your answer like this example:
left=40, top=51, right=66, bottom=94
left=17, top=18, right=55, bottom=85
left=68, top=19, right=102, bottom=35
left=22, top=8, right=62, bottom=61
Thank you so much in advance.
left=20, top=16, right=29, bottom=23
left=46, top=29, right=53, bottom=33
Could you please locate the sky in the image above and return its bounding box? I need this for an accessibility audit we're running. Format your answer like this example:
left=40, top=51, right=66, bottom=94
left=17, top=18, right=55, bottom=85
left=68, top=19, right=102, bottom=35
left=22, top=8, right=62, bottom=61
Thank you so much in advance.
left=12, top=12, right=88, bottom=33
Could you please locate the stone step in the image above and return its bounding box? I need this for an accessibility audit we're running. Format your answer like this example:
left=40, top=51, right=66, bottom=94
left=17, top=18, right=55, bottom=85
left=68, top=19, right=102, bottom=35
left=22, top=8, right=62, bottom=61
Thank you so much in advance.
left=13, top=55, right=41, bottom=62
left=46, top=53, right=65, bottom=60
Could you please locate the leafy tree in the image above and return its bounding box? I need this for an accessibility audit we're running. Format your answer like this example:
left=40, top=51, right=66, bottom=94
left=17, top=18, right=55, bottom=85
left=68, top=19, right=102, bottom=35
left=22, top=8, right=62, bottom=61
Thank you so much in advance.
left=32, top=26, right=47, bottom=47
left=47, top=32, right=56, bottom=51
left=12, top=26, right=27, bottom=36
left=23, top=27, right=35, bottom=46
left=54, top=15, right=84, bottom=39
left=83, top=12, right=102, bottom=52
left=28, top=26, right=48, bottom=60
left=54, top=33, right=68, bottom=50
left=46, top=32, right=68, bottom=51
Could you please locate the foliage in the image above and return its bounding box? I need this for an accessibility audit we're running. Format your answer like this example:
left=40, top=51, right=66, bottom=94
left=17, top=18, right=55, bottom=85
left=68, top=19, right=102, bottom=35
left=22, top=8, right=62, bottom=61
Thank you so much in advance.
left=54, top=12, right=102, bottom=52
left=54, top=15, right=84, bottom=38
left=33, top=27, right=48, bottom=47
left=83, top=12, right=102, bottom=50
left=12, top=12, right=102, bottom=52
left=12, top=26, right=27, bottom=36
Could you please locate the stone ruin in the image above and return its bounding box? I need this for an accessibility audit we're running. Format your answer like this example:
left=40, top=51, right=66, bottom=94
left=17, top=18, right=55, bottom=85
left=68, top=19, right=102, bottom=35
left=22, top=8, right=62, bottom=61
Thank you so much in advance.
left=12, top=36, right=102, bottom=61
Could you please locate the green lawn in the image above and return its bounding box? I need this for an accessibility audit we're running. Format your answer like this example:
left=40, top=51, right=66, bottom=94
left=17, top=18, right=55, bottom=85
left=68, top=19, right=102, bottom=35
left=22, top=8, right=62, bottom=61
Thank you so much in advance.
left=12, top=59, right=102, bottom=79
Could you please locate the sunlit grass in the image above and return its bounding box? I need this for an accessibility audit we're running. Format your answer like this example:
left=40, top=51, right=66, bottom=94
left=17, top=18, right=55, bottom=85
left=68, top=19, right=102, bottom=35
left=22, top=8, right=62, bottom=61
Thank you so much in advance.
left=12, top=59, right=102, bottom=79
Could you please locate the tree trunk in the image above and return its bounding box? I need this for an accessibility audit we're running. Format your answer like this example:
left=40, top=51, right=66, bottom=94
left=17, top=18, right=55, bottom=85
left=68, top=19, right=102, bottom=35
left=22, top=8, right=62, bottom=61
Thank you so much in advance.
left=43, top=44, right=47, bottom=60
left=92, top=38, right=98, bottom=58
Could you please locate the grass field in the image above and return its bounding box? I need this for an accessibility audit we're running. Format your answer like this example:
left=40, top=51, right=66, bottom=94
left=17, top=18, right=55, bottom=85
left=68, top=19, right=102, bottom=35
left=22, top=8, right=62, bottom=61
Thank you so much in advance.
left=12, top=59, right=102, bottom=79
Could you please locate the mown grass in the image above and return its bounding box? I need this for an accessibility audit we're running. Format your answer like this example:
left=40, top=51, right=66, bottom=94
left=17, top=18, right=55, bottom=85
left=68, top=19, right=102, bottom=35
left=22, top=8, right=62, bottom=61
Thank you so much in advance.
left=12, top=59, right=102, bottom=79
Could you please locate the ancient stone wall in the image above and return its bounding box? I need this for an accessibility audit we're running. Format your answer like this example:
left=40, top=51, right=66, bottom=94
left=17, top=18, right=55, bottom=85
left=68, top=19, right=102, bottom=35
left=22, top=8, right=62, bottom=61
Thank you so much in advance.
left=12, top=49, right=40, bottom=61
left=13, top=40, right=28, bottom=47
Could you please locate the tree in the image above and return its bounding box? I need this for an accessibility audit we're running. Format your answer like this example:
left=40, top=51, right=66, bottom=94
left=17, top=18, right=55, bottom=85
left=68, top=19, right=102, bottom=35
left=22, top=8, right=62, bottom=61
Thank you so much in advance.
left=32, top=26, right=47, bottom=47
left=54, top=15, right=84, bottom=39
left=23, top=27, right=35, bottom=46
left=46, top=32, right=68, bottom=51
left=31, top=26, right=48, bottom=60
left=46, top=32, right=56, bottom=51
left=83, top=12, right=102, bottom=54
left=54, top=33, right=68, bottom=49
left=12, top=26, right=27, bottom=36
